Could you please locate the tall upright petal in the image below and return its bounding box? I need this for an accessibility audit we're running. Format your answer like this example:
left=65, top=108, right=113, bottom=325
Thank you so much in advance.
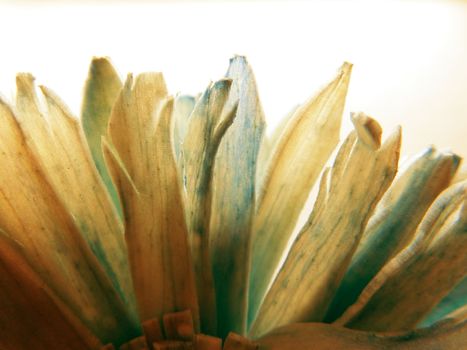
left=210, top=56, right=266, bottom=337
left=248, top=63, right=352, bottom=325
left=182, top=79, right=237, bottom=334
left=14, top=75, right=139, bottom=326
left=81, top=57, right=123, bottom=214
left=105, top=73, right=199, bottom=328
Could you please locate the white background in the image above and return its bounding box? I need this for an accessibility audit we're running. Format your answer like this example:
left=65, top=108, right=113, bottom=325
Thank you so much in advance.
left=0, top=0, right=466, bottom=158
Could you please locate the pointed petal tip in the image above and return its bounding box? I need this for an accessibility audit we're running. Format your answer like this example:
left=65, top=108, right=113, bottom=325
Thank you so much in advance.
left=334, top=62, right=353, bottom=92
left=387, top=125, right=403, bottom=145
left=124, top=73, right=134, bottom=88
left=109, top=74, right=134, bottom=109
left=37, top=84, right=54, bottom=105
left=37, top=84, right=54, bottom=99
left=37, top=85, right=77, bottom=120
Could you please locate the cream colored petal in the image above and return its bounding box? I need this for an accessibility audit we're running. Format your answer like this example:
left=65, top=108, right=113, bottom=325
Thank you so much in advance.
left=250, top=115, right=401, bottom=338
left=248, top=63, right=352, bottom=325
left=255, top=104, right=299, bottom=201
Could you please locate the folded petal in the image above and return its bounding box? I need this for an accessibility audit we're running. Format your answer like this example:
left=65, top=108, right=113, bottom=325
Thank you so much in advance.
left=250, top=114, right=400, bottom=338
left=182, top=79, right=237, bottom=334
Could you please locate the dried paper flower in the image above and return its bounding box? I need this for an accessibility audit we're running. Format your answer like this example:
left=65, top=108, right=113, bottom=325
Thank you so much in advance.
left=0, top=56, right=465, bottom=350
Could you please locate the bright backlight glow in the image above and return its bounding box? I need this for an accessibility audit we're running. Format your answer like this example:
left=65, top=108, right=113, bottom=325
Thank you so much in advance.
left=0, top=0, right=466, bottom=155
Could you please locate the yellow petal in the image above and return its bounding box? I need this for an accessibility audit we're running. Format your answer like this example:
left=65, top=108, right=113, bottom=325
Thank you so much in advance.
left=0, top=96, right=138, bottom=345
left=107, top=73, right=199, bottom=328
left=14, top=74, right=139, bottom=326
